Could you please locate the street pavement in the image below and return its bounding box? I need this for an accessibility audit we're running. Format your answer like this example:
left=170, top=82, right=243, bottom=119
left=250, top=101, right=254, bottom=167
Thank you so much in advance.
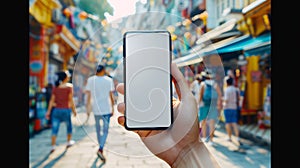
left=29, top=104, right=271, bottom=168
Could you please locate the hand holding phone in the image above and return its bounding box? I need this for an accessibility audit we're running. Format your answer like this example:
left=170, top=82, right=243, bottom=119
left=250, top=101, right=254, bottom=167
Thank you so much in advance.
left=116, top=63, right=204, bottom=166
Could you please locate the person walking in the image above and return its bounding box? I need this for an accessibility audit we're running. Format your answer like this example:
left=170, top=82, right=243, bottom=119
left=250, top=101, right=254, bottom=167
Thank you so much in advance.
left=85, top=63, right=115, bottom=162
left=223, top=76, right=241, bottom=144
left=198, top=70, right=222, bottom=146
left=45, top=70, right=77, bottom=153
left=190, top=73, right=203, bottom=104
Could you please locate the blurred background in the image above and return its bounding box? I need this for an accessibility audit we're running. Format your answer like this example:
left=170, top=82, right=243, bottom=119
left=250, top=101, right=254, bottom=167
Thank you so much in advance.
left=29, top=0, right=271, bottom=167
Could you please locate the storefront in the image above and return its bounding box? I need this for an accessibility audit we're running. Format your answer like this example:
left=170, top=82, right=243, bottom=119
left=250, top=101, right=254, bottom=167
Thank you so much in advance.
left=29, top=26, right=77, bottom=134
left=243, top=38, right=271, bottom=128
left=233, top=0, right=271, bottom=126
left=208, top=31, right=270, bottom=123
left=29, top=0, right=82, bottom=135
left=172, top=0, right=271, bottom=128
left=29, top=0, right=62, bottom=135
left=29, top=24, right=49, bottom=91
left=29, top=16, right=51, bottom=133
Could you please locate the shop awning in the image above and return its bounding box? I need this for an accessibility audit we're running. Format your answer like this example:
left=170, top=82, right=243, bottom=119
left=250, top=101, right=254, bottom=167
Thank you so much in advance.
left=173, top=35, right=240, bottom=67
left=173, top=48, right=206, bottom=67
left=59, top=25, right=81, bottom=52
left=185, top=18, right=240, bottom=58
left=216, top=32, right=271, bottom=54
left=51, top=25, right=81, bottom=62
left=242, top=0, right=270, bottom=16
left=195, top=18, right=238, bottom=45
left=244, top=41, right=271, bottom=57
left=53, top=25, right=81, bottom=52
left=174, top=32, right=271, bottom=67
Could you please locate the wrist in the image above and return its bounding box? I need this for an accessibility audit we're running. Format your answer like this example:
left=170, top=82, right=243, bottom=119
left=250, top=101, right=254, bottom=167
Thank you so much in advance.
left=171, top=140, right=201, bottom=168
left=171, top=140, right=220, bottom=168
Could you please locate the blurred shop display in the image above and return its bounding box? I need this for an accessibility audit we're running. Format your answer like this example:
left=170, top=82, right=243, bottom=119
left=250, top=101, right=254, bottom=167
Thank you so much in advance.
left=33, top=92, right=48, bottom=133
left=258, top=83, right=271, bottom=129
left=29, top=90, right=49, bottom=137
left=29, top=93, right=36, bottom=138
left=263, top=83, right=271, bottom=127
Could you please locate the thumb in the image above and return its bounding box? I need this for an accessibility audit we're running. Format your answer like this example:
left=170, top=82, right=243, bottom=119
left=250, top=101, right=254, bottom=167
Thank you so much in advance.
left=171, top=62, right=192, bottom=100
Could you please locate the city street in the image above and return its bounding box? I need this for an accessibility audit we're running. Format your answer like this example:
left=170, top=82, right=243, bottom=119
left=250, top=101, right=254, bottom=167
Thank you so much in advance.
left=29, top=105, right=270, bottom=168
left=29, top=1, right=272, bottom=168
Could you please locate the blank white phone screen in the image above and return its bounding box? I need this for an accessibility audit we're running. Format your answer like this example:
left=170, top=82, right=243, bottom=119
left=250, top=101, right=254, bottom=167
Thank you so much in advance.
left=124, top=31, right=172, bottom=129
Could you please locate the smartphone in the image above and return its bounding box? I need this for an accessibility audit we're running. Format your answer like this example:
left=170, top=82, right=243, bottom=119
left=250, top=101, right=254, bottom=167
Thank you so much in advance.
left=123, top=30, right=173, bottom=130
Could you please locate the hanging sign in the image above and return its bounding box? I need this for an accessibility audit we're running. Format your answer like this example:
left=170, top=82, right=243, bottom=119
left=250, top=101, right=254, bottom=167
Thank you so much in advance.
left=251, top=70, right=262, bottom=82
left=30, top=60, right=43, bottom=73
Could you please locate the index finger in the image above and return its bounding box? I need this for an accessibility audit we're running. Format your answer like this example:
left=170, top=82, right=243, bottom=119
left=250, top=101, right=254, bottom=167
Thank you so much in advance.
left=171, top=62, right=191, bottom=100
left=116, top=83, right=124, bottom=95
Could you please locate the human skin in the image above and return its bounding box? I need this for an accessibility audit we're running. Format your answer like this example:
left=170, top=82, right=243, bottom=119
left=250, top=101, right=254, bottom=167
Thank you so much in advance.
left=116, top=63, right=221, bottom=167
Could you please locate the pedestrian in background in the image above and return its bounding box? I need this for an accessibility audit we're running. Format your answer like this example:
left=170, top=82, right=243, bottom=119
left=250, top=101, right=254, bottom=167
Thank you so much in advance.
left=46, top=70, right=77, bottom=153
left=223, top=76, right=241, bottom=144
left=45, top=83, right=54, bottom=106
left=85, top=63, right=115, bottom=162
left=45, top=83, right=54, bottom=128
left=191, top=73, right=205, bottom=135
left=190, top=73, right=203, bottom=105
left=198, top=70, right=222, bottom=146
left=82, top=78, right=91, bottom=124
left=223, top=69, right=236, bottom=89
